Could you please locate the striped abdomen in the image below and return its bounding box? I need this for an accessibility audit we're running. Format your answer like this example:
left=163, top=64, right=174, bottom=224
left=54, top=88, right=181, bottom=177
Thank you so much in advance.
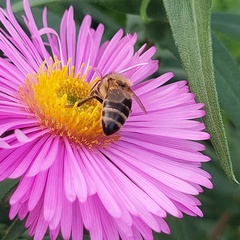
left=102, top=98, right=132, bottom=136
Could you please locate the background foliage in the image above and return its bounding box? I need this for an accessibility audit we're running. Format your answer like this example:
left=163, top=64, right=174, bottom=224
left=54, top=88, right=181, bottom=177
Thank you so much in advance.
left=1, top=0, right=240, bottom=239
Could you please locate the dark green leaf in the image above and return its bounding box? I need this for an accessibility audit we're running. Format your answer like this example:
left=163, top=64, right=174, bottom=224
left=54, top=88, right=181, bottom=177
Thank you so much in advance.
left=155, top=216, right=206, bottom=240
left=10, top=0, right=141, bottom=14
left=9, top=0, right=167, bottom=20
left=1, top=183, right=18, bottom=208
left=2, top=218, right=26, bottom=240
left=212, top=12, right=240, bottom=39
left=213, top=35, right=240, bottom=131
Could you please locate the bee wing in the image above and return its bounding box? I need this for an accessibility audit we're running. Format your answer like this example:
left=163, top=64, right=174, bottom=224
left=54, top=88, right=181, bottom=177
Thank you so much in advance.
left=130, top=90, right=147, bottom=113
left=107, top=86, right=147, bottom=114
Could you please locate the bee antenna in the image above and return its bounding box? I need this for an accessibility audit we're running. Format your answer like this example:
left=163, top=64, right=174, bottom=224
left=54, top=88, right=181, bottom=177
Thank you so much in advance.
left=92, top=68, right=103, bottom=79
left=119, top=62, right=148, bottom=74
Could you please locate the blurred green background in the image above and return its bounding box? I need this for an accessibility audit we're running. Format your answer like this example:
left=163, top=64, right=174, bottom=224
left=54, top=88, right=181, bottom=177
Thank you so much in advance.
left=1, top=0, right=240, bottom=239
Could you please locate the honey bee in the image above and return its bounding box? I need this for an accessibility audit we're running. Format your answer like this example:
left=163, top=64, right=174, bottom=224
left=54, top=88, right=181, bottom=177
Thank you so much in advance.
left=68, top=73, right=146, bottom=136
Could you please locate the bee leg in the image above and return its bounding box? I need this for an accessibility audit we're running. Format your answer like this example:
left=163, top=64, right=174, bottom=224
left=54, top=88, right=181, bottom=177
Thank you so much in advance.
left=94, top=96, right=103, bottom=104
left=65, top=95, right=103, bottom=108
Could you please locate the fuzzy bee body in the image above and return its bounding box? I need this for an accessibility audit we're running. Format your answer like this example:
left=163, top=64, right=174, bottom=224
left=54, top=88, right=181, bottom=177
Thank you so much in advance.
left=68, top=73, right=146, bottom=136
left=102, top=88, right=132, bottom=135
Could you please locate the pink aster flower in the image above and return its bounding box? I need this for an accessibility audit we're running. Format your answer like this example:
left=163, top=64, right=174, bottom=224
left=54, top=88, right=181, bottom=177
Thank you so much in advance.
left=0, top=0, right=212, bottom=239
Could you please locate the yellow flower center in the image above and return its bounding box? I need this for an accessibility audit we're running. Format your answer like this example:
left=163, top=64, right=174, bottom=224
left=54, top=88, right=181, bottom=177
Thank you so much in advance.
left=18, top=58, right=118, bottom=148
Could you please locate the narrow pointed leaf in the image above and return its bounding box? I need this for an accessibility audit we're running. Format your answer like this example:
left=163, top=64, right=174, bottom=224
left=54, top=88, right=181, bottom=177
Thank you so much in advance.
left=212, top=12, right=240, bottom=39
left=10, top=0, right=142, bottom=14
left=162, top=0, right=239, bottom=184
left=2, top=218, right=26, bottom=240
left=213, top=35, right=240, bottom=131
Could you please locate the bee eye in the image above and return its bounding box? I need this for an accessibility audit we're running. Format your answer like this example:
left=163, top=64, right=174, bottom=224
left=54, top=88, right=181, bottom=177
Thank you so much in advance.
left=116, top=80, right=126, bottom=88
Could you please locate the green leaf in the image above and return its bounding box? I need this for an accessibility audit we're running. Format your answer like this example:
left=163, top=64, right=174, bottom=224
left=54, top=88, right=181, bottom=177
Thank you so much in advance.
left=1, top=183, right=18, bottom=208
left=10, top=0, right=142, bottom=14
left=138, top=0, right=167, bottom=22
left=155, top=216, right=206, bottom=240
left=162, top=0, right=239, bottom=184
left=140, top=0, right=150, bottom=22
left=9, top=0, right=166, bottom=20
left=212, top=12, right=240, bottom=39
left=213, top=35, right=240, bottom=131
left=9, top=0, right=62, bottom=12
left=2, top=218, right=26, bottom=240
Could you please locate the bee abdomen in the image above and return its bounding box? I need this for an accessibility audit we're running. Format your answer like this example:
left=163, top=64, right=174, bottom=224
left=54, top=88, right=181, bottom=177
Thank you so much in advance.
left=102, top=99, right=132, bottom=135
